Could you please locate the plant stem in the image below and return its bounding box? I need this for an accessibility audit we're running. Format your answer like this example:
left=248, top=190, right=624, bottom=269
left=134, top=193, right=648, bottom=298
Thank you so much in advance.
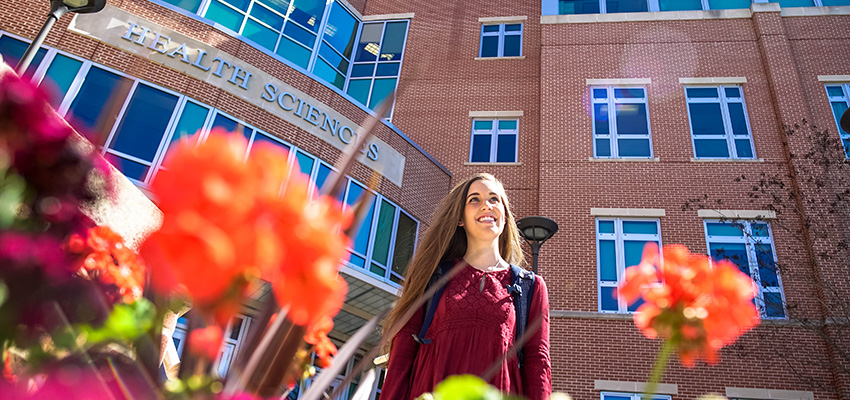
left=643, top=339, right=674, bottom=400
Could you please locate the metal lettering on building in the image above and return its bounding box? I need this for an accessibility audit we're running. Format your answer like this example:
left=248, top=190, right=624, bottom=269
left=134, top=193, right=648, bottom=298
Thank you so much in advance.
left=67, top=5, right=404, bottom=186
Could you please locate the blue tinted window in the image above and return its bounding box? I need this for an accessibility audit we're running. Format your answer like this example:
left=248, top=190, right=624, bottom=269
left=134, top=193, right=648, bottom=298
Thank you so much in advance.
left=830, top=101, right=849, bottom=137
left=482, top=25, right=500, bottom=33
left=354, top=24, right=381, bottom=62
left=161, top=0, right=203, bottom=13
left=755, top=244, right=779, bottom=287
left=599, top=240, right=617, bottom=282
left=826, top=86, right=844, bottom=97
left=496, top=134, right=516, bottom=162
left=470, top=135, right=491, bottom=162
left=706, top=222, right=744, bottom=237
left=68, top=67, right=131, bottom=136
left=694, top=139, right=730, bottom=158
left=598, top=220, right=615, bottom=234
left=769, top=0, right=814, bottom=6
left=345, top=79, right=371, bottom=105
left=474, top=120, right=493, bottom=130
left=295, top=151, right=314, bottom=176
left=558, top=0, right=601, bottom=14
left=113, top=157, right=149, bottom=182
left=212, top=113, right=239, bottom=133
left=724, top=87, right=741, bottom=98
left=617, top=139, right=651, bottom=157
left=346, top=182, right=376, bottom=255
left=110, top=84, right=179, bottom=162
left=368, top=78, right=396, bottom=110
left=708, top=0, right=752, bottom=8
left=41, top=54, right=83, bottom=107
left=686, top=87, right=719, bottom=98
left=276, top=36, right=311, bottom=68
left=735, top=139, right=754, bottom=158
left=0, top=35, right=47, bottom=77
left=250, top=3, right=284, bottom=29
left=593, top=88, right=608, bottom=99
left=243, top=19, right=278, bottom=50
left=624, top=241, right=650, bottom=268
left=498, top=120, right=518, bottom=130
left=822, top=0, right=850, bottom=4
left=205, top=0, right=245, bottom=32
left=623, top=221, right=657, bottom=235
left=660, top=0, right=702, bottom=10
left=600, top=287, right=618, bottom=311
left=596, top=139, right=611, bottom=157
left=594, top=104, right=609, bottom=135
left=319, top=43, right=348, bottom=73
left=710, top=243, right=749, bottom=274
left=315, top=163, right=333, bottom=191
left=289, top=0, right=326, bottom=33
left=728, top=103, right=748, bottom=135
left=350, top=64, right=374, bottom=77
left=764, top=292, right=785, bottom=318
left=614, top=88, right=644, bottom=98
left=503, top=35, right=521, bottom=57
left=284, top=22, right=316, bottom=47
left=251, top=132, right=291, bottom=153
left=323, top=2, right=358, bottom=58
left=375, top=63, right=400, bottom=77
left=480, top=36, right=499, bottom=57
left=615, top=104, right=648, bottom=135
left=314, top=59, right=346, bottom=89
left=689, top=103, right=725, bottom=135
left=607, top=0, right=648, bottom=12
left=165, top=101, right=209, bottom=158
left=380, top=22, right=407, bottom=61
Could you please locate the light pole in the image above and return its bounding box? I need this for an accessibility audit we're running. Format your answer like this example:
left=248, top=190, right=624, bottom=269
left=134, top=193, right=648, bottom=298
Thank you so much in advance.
left=15, top=0, right=106, bottom=75
left=516, top=216, right=558, bottom=274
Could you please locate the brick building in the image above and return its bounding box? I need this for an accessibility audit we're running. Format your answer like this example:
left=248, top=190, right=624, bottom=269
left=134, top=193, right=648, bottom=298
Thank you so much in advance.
left=1, top=0, right=849, bottom=399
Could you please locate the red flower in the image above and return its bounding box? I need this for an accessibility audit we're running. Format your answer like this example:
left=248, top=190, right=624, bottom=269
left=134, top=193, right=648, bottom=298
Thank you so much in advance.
left=618, top=243, right=760, bottom=367
left=304, top=316, right=338, bottom=368
left=188, top=326, right=224, bottom=361
left=67, top=226, right=146, bottom=303
left=142, top=130, right=350, bottom=327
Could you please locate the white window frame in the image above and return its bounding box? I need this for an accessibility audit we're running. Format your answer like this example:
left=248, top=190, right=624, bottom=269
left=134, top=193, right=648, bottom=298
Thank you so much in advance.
left=596, top=218, right=662, bottom=314
left=685, top=85, right=756, bottom=159
left=478, top=23, right=523, bottom=58
left=171, top=313, right=253, bottom=379
left=468, top=118, right=519, bottom=163
left=703, top=220, right=787, bottom=319
left=591, top=86, right=653, bottom=158
left=551, top=0, right=840, bottom=15
left=825, top=83, right=850, bottom=159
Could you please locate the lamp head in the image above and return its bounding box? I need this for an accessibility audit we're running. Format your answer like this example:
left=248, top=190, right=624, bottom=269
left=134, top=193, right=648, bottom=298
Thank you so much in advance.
left=516, top=216, right=559, bottom=242
left=841, top=107, right=850, bottom=135
left=52, top=0, right=106, bottom=14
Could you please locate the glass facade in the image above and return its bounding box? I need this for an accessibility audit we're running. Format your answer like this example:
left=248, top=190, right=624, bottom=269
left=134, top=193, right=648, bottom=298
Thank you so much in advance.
left=4, top=34, right=418, bottom=287
left=825, top=84, right=850, bottom=158
left=151, top=0, right=409, bottom=117
left=479, top=23, right=523, bottom=58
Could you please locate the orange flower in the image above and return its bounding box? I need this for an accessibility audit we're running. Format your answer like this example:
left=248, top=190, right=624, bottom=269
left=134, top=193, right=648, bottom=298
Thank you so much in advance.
left=188, top=325, right=224, bottom=361
left=617, top=243, right=760, bottom=367
left=68, top=226, right=146, bottom=303
left=305, top=316, right=337, bottom=368
left=142, top=130, right=350, bottom=328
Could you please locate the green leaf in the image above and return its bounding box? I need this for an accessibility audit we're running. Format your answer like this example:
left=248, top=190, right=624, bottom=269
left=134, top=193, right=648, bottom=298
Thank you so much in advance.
left=431, top=375, right=509, bottom=400
left=80, top=299, right=156, bottom=344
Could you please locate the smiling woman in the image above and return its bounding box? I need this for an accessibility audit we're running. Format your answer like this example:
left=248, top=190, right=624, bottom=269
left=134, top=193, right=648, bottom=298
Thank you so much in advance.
left=380, top=173, right=552, bottom=400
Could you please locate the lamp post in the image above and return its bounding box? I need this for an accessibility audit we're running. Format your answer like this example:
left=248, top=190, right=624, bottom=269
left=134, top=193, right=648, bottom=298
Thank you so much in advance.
left=15, top=0, right=106, bottom=75
left=516, top=216, right=559, bottom=274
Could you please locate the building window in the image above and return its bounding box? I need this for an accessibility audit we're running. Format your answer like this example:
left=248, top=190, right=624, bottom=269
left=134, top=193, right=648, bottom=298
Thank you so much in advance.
left=172, top=312, right=252, bottom=378
left=345, top=20, right=409, bottom=116
left=704, top=220, right=786, bottom=318
left=479, top=23, right=522, bottom=58
left=592, top=87, right=652, bottom=158
left=685, top=86, right=755, bottom=159
left=825, top=84, right=850, bottom=158
left=313, top=1, right=360, bottom=90
left=469, top=119, right=518, bottom=163
left=596, top=218, right=661, bottom=313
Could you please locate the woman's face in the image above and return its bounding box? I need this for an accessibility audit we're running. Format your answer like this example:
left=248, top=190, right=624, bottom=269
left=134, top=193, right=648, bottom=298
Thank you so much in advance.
left=460, top=179, right=507, bottom=244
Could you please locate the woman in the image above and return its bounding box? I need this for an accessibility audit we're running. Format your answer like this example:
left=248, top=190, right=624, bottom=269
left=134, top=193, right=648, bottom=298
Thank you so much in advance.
left=381, top=173, right=551, bottom=399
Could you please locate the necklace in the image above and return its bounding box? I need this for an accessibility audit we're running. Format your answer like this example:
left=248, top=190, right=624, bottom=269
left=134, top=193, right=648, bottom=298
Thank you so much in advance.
left=465, top=258, right=505, bottom=272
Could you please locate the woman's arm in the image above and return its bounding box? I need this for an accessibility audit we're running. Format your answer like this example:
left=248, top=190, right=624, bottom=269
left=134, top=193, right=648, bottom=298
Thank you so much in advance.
left=379, top=305, right=424, bottom=400
left=521, top=275, right=552, bottom=400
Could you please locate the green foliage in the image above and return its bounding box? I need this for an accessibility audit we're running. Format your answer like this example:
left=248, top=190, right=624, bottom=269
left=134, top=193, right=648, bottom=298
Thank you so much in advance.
left=79, top=299, right=156, bottom=344
left=417, top=375, right=524, bottom=400
left=0, top=150, right=28, bottom=229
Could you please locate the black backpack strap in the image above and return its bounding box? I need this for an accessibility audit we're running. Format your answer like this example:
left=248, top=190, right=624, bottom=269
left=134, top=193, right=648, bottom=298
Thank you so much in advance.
left=413, top=260, right=453, bottom=345
left=507, top=264, right=536, bottom=369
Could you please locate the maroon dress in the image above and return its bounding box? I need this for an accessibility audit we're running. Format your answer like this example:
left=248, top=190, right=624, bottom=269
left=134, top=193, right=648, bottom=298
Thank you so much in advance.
left=381, top=262, right=551, bottom=400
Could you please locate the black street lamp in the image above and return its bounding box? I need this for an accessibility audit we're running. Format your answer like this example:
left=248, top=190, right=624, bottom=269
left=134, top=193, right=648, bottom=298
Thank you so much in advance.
left=15, top=0, right=106, bottom=75
left=841, top=107, right=850, bottom=135
left=516, top=216, right=559, bottom=274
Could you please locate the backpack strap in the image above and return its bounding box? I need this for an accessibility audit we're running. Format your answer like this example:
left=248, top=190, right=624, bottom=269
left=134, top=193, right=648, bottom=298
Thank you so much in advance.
left=507, top=264, right=536, bottom=369
left=412, top=260, right=453, bottom=345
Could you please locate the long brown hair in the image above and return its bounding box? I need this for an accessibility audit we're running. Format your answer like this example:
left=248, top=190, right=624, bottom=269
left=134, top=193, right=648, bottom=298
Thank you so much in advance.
left=381, top=173, right=524, bottom=348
